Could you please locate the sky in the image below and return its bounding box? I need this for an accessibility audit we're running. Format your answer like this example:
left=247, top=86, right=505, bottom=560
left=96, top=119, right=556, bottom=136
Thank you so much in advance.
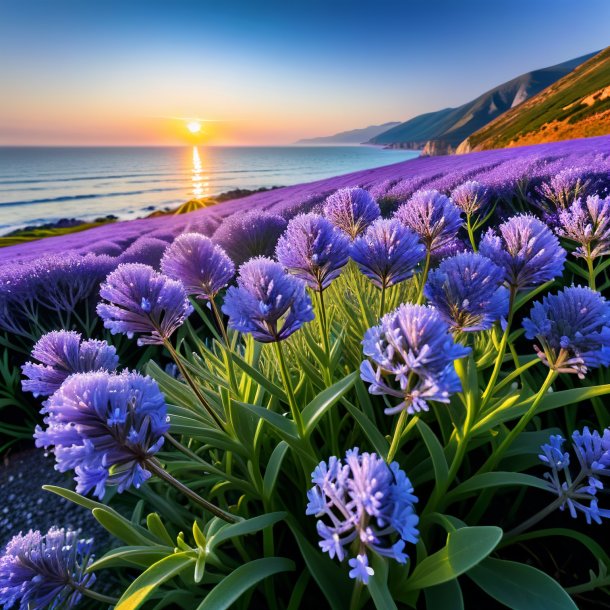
left=0, top=0, right=608, bottom=146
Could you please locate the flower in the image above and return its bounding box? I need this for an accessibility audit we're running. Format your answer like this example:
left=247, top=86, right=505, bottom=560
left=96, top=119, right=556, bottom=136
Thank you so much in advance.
left=536, top=167, right=590, bottom=212
left=360, top=304, right=470, bottom=415
left=119, top=237, right=171, bottom=269
left=97, top=263, right=193, bottom=346
left=393, top=189, right=462, bottom=254
left=34, top=370, right=169, bottom=498
left=161, top=233, right=235, bottom=299
left=479, top=214, right=566, bottom=290
left=222, top=257, right=314, bottom=342
left=451, top=180, right=489, bottom=216
left=323, top=187, right=380, bottom=239
left=523, top=286, right=610, bottom=378
left=539, top=428, right=610, bottom=524
left=275, top=213, right=350, bottom=291
left=424, top=252, right=508, bottom=332
left=0, top=527, right=96, bottom=609
left=213, top=210, right=287, bottom=266
left=557, top=195, right=610, bottom=260
left=21, top=330, right=118, bottom=397
left=350, top=219, right=425, bottom=289
left=306, top=448, right=419, bottom=584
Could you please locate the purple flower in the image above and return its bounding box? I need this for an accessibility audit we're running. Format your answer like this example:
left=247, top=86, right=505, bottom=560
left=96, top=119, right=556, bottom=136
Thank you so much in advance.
left=161, top=233, right=235, bottom=299
left=97, top=263, right=193, bottom=346
left=424, top=252, right=508, bottom=332
left=393, top=189, right=462, bottom=254
left=523, top=286, right=610, bottom=378
left=35, top=370, right=169, bottom=498
left=222, top=257, right=314, bottom=342
left=361, top=304, right=470, bottom=415
left=213, top=210, right=287, bottom=266
left=536, top=167, right=590, bottom=212
left=275, top=213, right=350, bottom=291
left=119, top=237, right=171, bottom=269
left=479, top=214, right=566, bottom=290
left=0, top=527, right=96, bottom=610
left=350, top=219, right=425, bottom=289
left=539, top=435, right=571, bottom=471
left=451, top=180, right=489, bottom=216
left=323, top=187, right=380, bottom=239
left=573, top=427, right=610, bottom=495
left=21, top=330, right=118, bottom=397
left=306, top=448, right=419, bottom=584
left=557, top=195, right=610, bottom=260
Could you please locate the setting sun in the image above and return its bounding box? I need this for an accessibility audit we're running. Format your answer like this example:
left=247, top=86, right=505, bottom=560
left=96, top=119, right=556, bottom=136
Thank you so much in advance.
left=187, top=120, right=202, bottom=134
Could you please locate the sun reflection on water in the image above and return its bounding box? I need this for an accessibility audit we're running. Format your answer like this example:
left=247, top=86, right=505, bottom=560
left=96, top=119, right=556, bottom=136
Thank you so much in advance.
left=191, top=146, right=209, bottom=199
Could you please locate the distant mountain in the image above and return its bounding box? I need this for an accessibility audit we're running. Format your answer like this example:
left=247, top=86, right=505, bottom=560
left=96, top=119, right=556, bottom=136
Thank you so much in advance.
left=295, top=122, right=401, bottom=145
left=458, top=47, right=610, bottom=153
left=369, top=52, right=597, bottom=154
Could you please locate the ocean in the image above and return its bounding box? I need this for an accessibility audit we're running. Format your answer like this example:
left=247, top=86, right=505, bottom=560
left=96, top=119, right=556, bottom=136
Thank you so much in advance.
left=0, top=146, right=419, bottom=233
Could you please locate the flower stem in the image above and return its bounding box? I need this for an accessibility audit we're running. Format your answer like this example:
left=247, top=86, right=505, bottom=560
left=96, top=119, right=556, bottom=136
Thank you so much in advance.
left=466, top=215, right=478, bottom=252
left=147, top=458, right=238, bottom=522
left=273, top=341, right=305, bottom=437
left=415, top=250, right=431, bottom=305
left=349, top=580, right=363, bottom=610
left=386, top=410, right=408, bottom=463
left=317, top=288, right=331, bottom=371
left=378, top=282, right=387, bottom=319
left=71, top=581, right=118, bottom=605
left=209, top=297, right=239, bottom=394
left=585, top=249, right=596, bottom=291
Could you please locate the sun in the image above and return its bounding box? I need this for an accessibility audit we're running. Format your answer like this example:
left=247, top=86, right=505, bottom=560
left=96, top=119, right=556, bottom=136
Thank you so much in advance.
left=187, top=120, right=202, bottom=134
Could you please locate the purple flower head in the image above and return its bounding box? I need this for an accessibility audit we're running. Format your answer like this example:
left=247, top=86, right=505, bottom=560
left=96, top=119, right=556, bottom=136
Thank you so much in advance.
left=536, top=167, right=590, bottom=212
left=323, top=187, right=380, bottom=239
left=213, top=210, right=287, bottom=266
left=222, top=257, right=314, bottom=342
left=450, top=180, right=489, bottom=216
left=572, top=427, right=610, bottom=495
left=523, top=286, right=610, bottom=378
left=306, top=448, right=419, bottom=584
left=119, top=237, right=171, bottom=269
left=360, top=304, right=470, bottom=415
left=97, top=263, right=193, bottom=346
left=479, top=214, right=566, bottom=290
left=557, top=195, right=610, bottom=260
left=539, top=435, right=570, bottom=471
left=350, top=219, right=425, bottom=289
left=0, top=527, right=96, bottom=610
left=393, top=189, right=462, bottom=254
left=35, top=370, right=169, bottom=498
left=424, top=252, right=508, bottom=332
left=275, top=213, right=350, bottom=291
left=161, top=233, right=235, bottom=299
left=21, top=331, right=118, bottom=398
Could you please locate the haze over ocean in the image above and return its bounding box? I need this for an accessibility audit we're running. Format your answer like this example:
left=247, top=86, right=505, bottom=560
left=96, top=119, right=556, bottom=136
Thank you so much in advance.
left=0, top=146, right=417, bottom=232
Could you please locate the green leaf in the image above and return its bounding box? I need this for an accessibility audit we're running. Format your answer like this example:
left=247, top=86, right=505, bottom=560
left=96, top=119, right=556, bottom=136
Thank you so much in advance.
left=146, top=513, right=175, bottom=546
left=115, top=552, right=195, bottom=610
left=92, top=508, right=161, bottom=547
left=341, top=398, right=389, bottom=456
left=146, top=361, right=201, bottom=412
left=404, top=526, right=502, bottom=591
left=234, top=402, right=298, bottom=440
left=302, top=371, right=358, bottom=437
left=446, top=472, right=550, bottom=503
left=263, top=441, right=289, bottom=500
left=416, top=420, right=449, bottom=488
left=209, top=512, right=286, bottom=549
left=468, top=558, right=577, bottom=610
left=424, top=579, right=464, bottom=610
left=230, top=352, right=288, bottom=402
left=89, top=546, right=172, bottom=570
left=368, top=554, right=398, bottom=610
left=195, top=558, right=294, bottom=610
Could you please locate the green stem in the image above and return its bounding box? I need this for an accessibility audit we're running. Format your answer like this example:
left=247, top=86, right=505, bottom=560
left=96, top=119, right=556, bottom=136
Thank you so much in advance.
left=209, top=297, right=239, bottom=394
left=317, top=288, right=331, bottom=371
left=585, top=249, right=596, bottom=291
left=378, top=282, right=387, bottom=319
left=466, top=215, right=478, bottom=252
left=71, top=581, right=118, bottom=605
left=273, top=341, right=305, bottom=437
left=349, top=580, right=363, bottom=610
left=386, top=410, right=409, bottom=463
left=147, top=458, right=238, bottom=522
left=163, top=339, right=225, bottom=429
left=415, top=250, right=431, bottom=305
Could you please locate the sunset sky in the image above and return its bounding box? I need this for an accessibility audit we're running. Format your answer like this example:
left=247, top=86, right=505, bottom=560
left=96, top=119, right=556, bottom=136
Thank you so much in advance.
left=1, top=0, right=609, bottom=146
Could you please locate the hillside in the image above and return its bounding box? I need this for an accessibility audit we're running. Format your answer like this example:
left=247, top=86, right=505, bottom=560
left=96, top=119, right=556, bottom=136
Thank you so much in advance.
left=296, top=122, right=400, bottom=145
left=458, top=47, right=610, bottom=152
left=369, top=52, right=595, bottom=153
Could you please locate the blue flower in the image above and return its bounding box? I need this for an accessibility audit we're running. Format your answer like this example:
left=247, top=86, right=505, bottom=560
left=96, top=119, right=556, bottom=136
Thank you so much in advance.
left=360, top=304, right=470, bottom=415
left=21, top=331, right=118, bottom=397
left=161, top=232, right=235, bottom=299
left=97, top=263, right=193, bottom=346
left=523, top=286, right=610, bottom=378
left=451, top=181, right=489, bottom=216
left=572, top=427, right=610, bottom=495
left=276, top=213, right=350, bottom=291
left=306, top=448, right=419, bottom=584
left=222, top=257, right=314, bottom=342
left=393, top=189, right=462, bottom=254
left=539, top=434, right=570, bottom=470
left=323, top=187, right=380, bottom=239
left=350, top=218, right=425, bottom=289
left=479, top=214, right=566, bottom=290
left=424, top=252, right=508, bottom=332
left=34, top=370, right=169, bottom=498
left=0, top=527, right=96, bottom=609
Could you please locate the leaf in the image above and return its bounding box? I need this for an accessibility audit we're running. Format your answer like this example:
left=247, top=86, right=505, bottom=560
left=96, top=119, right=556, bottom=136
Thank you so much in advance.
left=403, top=526, right=502, bottom=591
left=302, top=371, right=358, bottom=437
left=234, top=402, right=298, bottom=440
left=230, top=352, right=288, bottom=402
left=146, top=361, right=201, bottom=412
left=115, top=552, right=195, bottom=610
left=147, top=513, right=175, bottom=546
left=446, top=472, right=550, bottom=502
left=424, top=579, right=464, bottom=610
left=209, top=512, right=286, bottom=549
left=89, top=546, right=172, bottom=570
left=263, top=441, right=289, bottom=500
left=468, top=558, right=577, bottom=610
left=92, top=508, right=161, bottom=547
left=416, top=420, right=449, bottom=488
left=341, top=398, right=389, bottom=456
left=368, top=554, right=398, bottom=610
left=195, top=558, right=294, bottom=610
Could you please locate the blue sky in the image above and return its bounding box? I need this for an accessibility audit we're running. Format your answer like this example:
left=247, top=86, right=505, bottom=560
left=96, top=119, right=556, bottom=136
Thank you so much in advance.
left=0, top=0, right=608, bottom=144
